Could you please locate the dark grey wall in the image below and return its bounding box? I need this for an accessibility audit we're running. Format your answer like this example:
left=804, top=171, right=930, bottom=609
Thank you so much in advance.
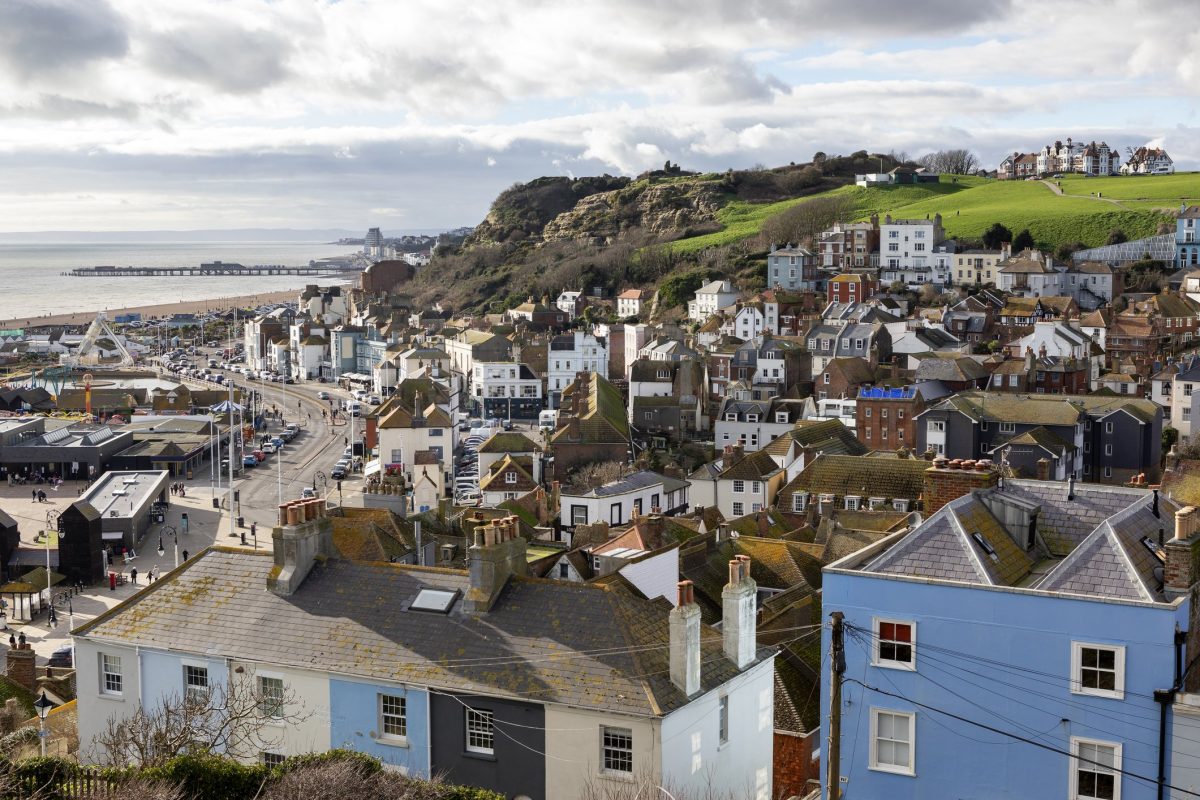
left=430, top=692, right=545, bottom=800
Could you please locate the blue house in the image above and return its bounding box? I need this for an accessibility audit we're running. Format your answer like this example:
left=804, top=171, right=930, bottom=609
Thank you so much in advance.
left=821, top=459, right=1200, bottom=799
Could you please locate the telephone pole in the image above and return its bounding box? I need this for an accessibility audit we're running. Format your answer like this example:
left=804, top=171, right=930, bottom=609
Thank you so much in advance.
left=827, top=611, right=846, bottom=800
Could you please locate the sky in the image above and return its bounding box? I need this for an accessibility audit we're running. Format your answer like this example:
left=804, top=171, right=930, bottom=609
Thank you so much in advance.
left=1, top=0, right=1199, bottom=234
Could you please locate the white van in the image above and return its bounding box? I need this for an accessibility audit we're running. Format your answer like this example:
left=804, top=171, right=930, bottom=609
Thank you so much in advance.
left=346, top=401, right=362, bottom=416
left=538, top=409, right=558, bottom=432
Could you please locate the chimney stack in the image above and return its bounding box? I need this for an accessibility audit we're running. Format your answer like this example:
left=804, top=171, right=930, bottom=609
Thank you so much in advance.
left=669, top=581, right=702, bottom=696
left=923, top=458, right=999, bottom=515
left=267, top=499, right=335, bottom=597
left=722, top=555, right=757, bottom=669
left=1166, top=506, right=1200, bottom=600
left=465, top=515, right=529, bottom=613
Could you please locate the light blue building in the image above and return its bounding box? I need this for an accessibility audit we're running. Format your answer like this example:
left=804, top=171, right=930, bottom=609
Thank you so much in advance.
left=329, top=678, right=431, bottom=775
left=822, top=462, right=1200, bottom=799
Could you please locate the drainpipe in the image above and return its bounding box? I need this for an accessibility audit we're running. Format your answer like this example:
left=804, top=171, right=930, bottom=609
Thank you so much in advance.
left=1156, top=627, right=1188, bottom=800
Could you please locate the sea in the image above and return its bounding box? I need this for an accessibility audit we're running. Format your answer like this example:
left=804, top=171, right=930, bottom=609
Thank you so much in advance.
left=0, top=241, right=362, bottom=322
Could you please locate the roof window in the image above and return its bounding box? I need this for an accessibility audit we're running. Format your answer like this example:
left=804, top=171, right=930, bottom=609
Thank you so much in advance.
left=971, top=532, right=999, bottom=563
left=410, top=588, right=459, bottom=614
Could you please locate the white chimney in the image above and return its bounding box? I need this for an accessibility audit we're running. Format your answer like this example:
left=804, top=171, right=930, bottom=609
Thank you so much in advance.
left=669, top=580, right=701, bottom=696
left=722, top=554, right=757, bottom=669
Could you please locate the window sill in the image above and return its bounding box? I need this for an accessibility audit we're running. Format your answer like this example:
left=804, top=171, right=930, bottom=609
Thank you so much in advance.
left=375, top=735, right=410, bottom=749
left=872, top=660, right=916, bottom=672
left=598, top=770, right=635, bottom=782
left=869, top=764, right=915, bottom=778
left=1070, top=688, right=1125, bottom=701
left=97, top=693, right=125, bottom=702
left=463, top=750, right=496, bottom=762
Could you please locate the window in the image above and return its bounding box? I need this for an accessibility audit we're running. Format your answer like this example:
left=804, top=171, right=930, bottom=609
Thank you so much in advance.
left=1072, top=643, right=1125, bottom=699
left=869, top=709, right=915, bottom=776
left=610, top=503, right=622, bottom=524
left=733, top=480, right=746, bottom=494
left=874, top=619, right=915, bottom=669
left=379, top=693, right=407, bottom=739
left=732, top=502, right=744, bottom=517
left=1104, top=467, right=1112, bottom=478
left=718, top=696, right=729, bottom=745
left=602, top=726, right=634, bottom=774
left=465, top=708, right=494, bottom=755
left=429, top=428, right=443, bottom=437
left=100, top=653, right=122, bottom=695
left=1070, top=737, right=1121, bottom=800
left=845, top=496, right=861, bottom=510
left=865, top=408, right=873, bottom=418
left=571, top=506, right=588, bottom=525
left=792, top=493, right=807, bottom=512
left=881, top=409, right=889, bottom=419
left=751, top=481, right=761, bottom=494
left=999, top=422, right=1016, bottom=434
left=893, top=499, right=909, bottom=512
left=262, top=752, right=286, bottom=769
left=1105, top=421, right=1114, bottom=434
left=184, top=664, right=209, bottom=703
left=824, top=372, right=830, bottom=384
left=258, top=676, right=285, bottom=719
left=1104, top=444, right=1112, bottom=456
left=927, top=420, right=944, bottom=433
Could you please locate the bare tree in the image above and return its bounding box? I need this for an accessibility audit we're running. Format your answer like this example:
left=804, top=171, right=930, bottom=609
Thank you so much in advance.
left=567, top=461, right=630, bottom=492
left=760, top=195, right=852, bottom=248
left=262, top=758, right=450, bottom=800
left=91, top=670, right=310, bottom=767
left=918, top=149, right=980, bottom=175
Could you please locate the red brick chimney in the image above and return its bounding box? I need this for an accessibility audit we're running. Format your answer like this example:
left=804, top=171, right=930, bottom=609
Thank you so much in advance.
left=924, top=456, right=999, bottom=515
left=1166, top=506, right=1200, bottom=601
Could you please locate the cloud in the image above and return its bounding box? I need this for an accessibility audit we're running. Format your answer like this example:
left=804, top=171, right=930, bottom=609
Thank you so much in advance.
left=142, top=20, right=294, bottom=94
left=0, top=0, right=128, bottom=79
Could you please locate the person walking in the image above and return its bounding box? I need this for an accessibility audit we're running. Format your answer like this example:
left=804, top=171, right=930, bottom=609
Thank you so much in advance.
left=182, top=550, right=189, bottom=562
left=130, top=567, right=138, bottom=584
left=31, top=489, right=36, bottom=503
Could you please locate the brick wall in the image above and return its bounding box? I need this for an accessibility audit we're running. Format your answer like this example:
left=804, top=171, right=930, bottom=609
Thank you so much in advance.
left=775, top=729, right=819, bottom=798
left=5, top=646, right=35, bottom=694
left=923, top=458, right=1000, bottom=514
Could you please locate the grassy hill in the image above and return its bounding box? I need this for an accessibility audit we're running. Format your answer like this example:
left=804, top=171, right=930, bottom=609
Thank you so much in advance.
left=666, top=172, right=1200, bottom=253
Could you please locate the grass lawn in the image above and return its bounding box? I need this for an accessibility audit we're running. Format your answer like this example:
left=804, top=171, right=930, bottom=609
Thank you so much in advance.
left=1055, top=172, right=1200, bottom=206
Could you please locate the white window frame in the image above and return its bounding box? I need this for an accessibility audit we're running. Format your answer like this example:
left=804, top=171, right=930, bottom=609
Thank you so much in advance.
left=465, top=707, right=495, bottom=755
left=1071, top=642, right=1125, bottom=700
left=845, top=496, right=861, bottom=511
left=257, top=674, right=285, bottom=720
left=379, top=693, right=408, bottom=741
left=182, top=662, right=210, bottom=704
left=602, top=726, right=634, bottom=774
left=792, top=493, right=807, bottom=512
left=1069, top=736, right=1121, bottom=800
left=733, top=480, right=745, bottom=494
left=927, top=420, right=944, bottom=433
left=100, top=653, right=123, bottom=696
left=732, top=501, right=744, bottom=517
left=999, top=422, right=1016, bottom=434
left=869, top=708, right=915, bottom=776
left=751, top=480, right=761, bottom=494
left=718, top=695, right=730, bottom=746
left=873, top=617, right=916, bottom=670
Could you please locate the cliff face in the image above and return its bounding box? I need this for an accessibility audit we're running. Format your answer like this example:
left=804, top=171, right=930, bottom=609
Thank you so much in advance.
left=465, top=175, right=630, bottom=247
left=541, top=179, right=727, bottom=244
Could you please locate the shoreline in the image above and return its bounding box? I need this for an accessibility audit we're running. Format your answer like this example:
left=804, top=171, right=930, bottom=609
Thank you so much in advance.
left=0, top=288, right=318, bottom=328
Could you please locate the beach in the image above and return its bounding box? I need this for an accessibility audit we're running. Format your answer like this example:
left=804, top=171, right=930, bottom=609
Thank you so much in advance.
left=0, top=288, right=308, bottom=328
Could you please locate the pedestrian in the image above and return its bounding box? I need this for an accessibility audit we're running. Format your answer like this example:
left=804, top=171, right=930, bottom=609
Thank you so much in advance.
left=17, top=632, right=25, bottom=647
left=48, top=608, right=57, bottom=627
left=182, top=550, right=189, bottom=561
left=31, top=489, right=36, bottom=503
left=130, top=567, right=138, bottom=584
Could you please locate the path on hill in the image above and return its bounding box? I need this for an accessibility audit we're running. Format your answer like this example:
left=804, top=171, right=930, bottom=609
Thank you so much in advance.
left=1040, top=179, right=1130, bottom=209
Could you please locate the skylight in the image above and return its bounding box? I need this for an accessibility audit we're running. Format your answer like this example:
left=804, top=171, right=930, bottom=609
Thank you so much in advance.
left=410, top=588, right=459, bottom=614
left=1140, top=536, right=1166, bottom=563
left=972, top=532, right=999, bottom=563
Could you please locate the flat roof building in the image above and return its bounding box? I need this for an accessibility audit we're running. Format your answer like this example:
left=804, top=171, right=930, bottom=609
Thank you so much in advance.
left=76, top=470, right=170, bottom=553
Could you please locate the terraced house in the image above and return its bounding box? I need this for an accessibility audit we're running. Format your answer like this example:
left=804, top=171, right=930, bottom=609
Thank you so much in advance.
left=76, top=508, right=777, bottom=800
left=916, top=391, right=1162, bottom=484
left=822, top=464, right=1200, bottom=800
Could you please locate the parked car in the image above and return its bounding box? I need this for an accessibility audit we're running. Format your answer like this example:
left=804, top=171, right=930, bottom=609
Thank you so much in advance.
left=331, top=466, right=347, bottom=480
left=48, top=645, right=73, bottom=668
left=262, top=443, right=276, bottom=454
left=242, top=455, right=259, bottom=468
left=318, top=391, right=330, bottom=400
left=252, top=450, right=267, bottom=462
left=300, top=487, right=316, bottom=499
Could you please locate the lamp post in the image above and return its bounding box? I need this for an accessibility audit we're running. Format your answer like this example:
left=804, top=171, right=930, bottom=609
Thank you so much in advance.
left=277, top=441, right=283, bottom=506
left=157, top=525, right=179, bottom=569
left=44, top=509, right=59, bottom=614
left=34, top=691, right=52, bottom=756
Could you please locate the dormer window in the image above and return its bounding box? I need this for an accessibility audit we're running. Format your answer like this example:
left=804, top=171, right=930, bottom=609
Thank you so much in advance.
left=845, top=496, right=861, bottom=510
left=792, top=493, right=808, bottom=512
left=505, top=472, right=516, bottom=484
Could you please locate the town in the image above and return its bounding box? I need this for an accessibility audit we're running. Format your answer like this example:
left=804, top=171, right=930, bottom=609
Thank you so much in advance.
left=2, top=143, right=1200, bottom=799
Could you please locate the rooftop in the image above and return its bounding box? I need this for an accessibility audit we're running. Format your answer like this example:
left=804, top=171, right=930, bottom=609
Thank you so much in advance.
left=79, top=470, right=168, bottom=519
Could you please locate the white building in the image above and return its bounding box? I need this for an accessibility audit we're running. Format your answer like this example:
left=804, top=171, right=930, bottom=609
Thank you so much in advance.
left=560, top=470, right=690, bottom=528
left=766, top=244, right=819, bottom=291
left=623, top=323, right=650, bottom=380
left=547, top=331, right=608, bottom=400
left=555, top=290, right=585, bottom=320
left=1121, top=146, right=1174, bottom=175
left=997, top=252, right=1116, bottom=310
left=879, top=214, right=947, bottom=288
left=687, top=280, right=739, bottom=322
left=616, top=288, right=650, bottom=318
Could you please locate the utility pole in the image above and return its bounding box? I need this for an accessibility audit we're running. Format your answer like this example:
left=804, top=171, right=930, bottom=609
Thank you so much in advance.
left=827, top=611, right=846, bottom=800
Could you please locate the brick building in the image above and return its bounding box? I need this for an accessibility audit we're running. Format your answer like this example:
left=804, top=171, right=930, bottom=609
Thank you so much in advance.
left=855, top=385, right=931, bottom=451
left=826, top=273, right=879, bottom=304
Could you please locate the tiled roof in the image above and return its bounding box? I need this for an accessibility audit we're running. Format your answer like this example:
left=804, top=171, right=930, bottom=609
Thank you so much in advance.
left=477, top=431, right=541, bottom=454
left=78, top=548, right=766, bottom=717
left=999, top=425, right=1076, bottom=456
left=780, top=454, right=929, bottom=501
left=913, top=354, right=990, bottom=383
left=551, top=372, right=629, bottom=445
left=479, top=454, right=537, bottom=492
left=763, top=419, right=867, bottom=459
left=717, top=449, right=784, bottom=482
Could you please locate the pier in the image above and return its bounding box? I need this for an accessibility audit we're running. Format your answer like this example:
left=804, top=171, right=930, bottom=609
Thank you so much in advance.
left=67, top=261, right=361, bottom=278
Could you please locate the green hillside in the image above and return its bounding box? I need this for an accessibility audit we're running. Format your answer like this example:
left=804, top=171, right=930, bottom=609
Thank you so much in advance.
left=667, top=173, right=1200, bottom=253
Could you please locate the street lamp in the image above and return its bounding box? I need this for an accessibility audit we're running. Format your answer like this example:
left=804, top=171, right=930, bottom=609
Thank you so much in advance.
left=277, top=441, right=283, bottom=506
left=34, top=691, right=52, bottom=757
left=157, top=525, right=179, bottom=569
left=313, top=470, right=327, bottom=496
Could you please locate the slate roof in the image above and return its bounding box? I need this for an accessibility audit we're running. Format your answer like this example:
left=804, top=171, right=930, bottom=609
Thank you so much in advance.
left=997, top=426, right=1076, bottom=456
left=912, top=354, right=990, bottom=383
left=77, top=547, right=769, bottom=718
left=565, top=469, right=688, bottom=499
left=930, top=391, right=1160, bottom=427
left=763, top=418, right=867, bottom=459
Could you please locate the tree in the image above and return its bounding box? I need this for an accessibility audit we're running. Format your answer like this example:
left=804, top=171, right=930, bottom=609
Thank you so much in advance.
left=761, top=195, right=852, bottom=248
left=982, top=222, right=1013, bottom=250
left=567, top=461, right=629, bottom=492
left=91, top=671, right=310, bottom=767
left=917, top=148, right=980, bottom=175
left=1012, top=229, right=1035, bottom=251
left=919, top=283, right=942, bottom=305
left=1106, top=227, right=1128, bottom=245
left=812, top=151, right=827, bottom=166
left=1055, top=241, right=1087, bottom=262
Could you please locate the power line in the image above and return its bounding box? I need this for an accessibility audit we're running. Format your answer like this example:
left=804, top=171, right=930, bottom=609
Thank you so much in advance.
left=845, top=677, right=1200, bottom=799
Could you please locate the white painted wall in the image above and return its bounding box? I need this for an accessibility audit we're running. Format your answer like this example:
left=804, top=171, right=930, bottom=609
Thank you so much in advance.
left=659, top=658, right=775, bottom=800
left=543, top=705, right=660, bottom=799
left=76, top=639, right=141, bottom=763
left=228, top=659, right=332, bottom=759
left=618, top=547, right=680, bottom=606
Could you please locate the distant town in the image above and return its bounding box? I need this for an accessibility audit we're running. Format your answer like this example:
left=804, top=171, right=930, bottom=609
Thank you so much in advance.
left=3, top=146, right=1200, bottom=800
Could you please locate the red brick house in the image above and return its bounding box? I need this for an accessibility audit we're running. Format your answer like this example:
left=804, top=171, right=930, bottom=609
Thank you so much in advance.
left=827, top=273, right=879, bottom=304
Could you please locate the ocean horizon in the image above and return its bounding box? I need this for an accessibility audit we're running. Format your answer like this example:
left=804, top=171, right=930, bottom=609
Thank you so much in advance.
left=0, top=241, right=362, bottom=320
